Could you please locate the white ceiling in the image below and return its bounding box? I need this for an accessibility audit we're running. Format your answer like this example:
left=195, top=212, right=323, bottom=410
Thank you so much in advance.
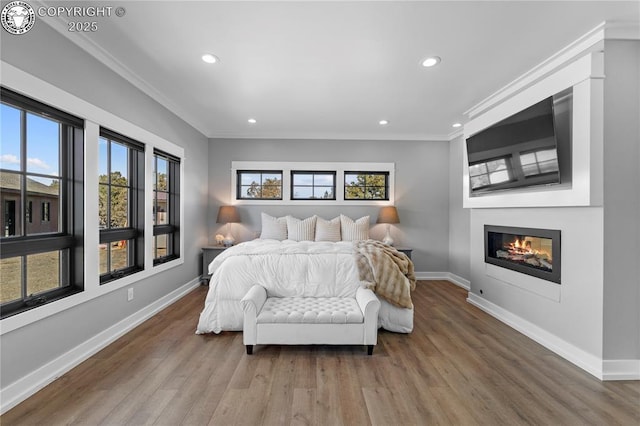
left=42, top=1, right=638, bottom=140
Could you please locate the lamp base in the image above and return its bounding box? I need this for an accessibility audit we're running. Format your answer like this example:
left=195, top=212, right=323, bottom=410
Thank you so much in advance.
left=223, top=234, right=235, bottom=247
left=382, top=225, right=394, bottom=246
left=223, top=222, right=235, bottom=246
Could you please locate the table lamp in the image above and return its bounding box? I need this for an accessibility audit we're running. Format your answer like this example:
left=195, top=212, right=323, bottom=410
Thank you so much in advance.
left=216, top=206, right=241, bottom=246
left=377, top=206, right=400, bottom=246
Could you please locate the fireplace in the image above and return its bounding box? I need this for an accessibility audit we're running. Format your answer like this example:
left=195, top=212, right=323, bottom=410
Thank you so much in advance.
left=485, top=225, right=561, bottom=284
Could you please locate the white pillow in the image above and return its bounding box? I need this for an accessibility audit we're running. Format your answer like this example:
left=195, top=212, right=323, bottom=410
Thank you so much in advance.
left=340, top=214, right=370, bottom=241
left=286, top=215, right=317, bottom=241
left=315, top=216, right=341, bottom=242
left=260, top=212, right=288, bottom=240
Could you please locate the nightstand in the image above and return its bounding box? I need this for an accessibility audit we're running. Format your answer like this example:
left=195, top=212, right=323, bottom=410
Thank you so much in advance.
left=202, top=246, right=228, bottom=284
left=394, top=247, right=413, bottom=260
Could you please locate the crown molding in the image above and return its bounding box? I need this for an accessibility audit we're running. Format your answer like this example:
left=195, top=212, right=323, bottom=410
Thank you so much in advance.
left=464, top=21, right=638, bottom=120
left=446, top=128, right=464, bottom=141
left=464, top=21, right=606, bottom=119
left=604, top=21, right=640, bottom=40
left=32, top=0, right=211, bottom=137
left=207, top=131, right=450, bottom=142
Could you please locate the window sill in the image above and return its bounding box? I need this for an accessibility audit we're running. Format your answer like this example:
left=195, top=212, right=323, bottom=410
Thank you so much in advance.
left=0, top=286, right=83, bottom=320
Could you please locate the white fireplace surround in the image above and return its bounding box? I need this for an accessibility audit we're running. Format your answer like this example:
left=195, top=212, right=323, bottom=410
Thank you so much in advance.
left=463, top=22, right=640, bottom=381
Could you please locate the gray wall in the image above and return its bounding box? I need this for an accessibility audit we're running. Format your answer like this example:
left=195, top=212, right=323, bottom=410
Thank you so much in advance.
left=1, top=22, right=209, bottom=387
left=448, top=135, right=470, bottom=281
left=602, top=40, right=640, bottom=360
left=208, top=138, right=450, bottom=273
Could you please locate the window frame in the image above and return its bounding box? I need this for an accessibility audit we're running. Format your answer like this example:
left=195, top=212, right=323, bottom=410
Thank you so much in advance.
left=290, top=170, right=336, bottom=200
left=0, top=87, right=84, bottom=319
left=236, top=170, right=283, bottom=200
left=98, top=128, right=145, bottom=284
left=343, top=171, right=390, bottom=201
left=153, top=149, right=180, bottom=265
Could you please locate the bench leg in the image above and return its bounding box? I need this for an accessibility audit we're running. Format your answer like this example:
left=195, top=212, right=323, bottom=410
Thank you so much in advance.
left=367, top=345, right=374, bottom=355
left=246, top=345, right=253, bottom=355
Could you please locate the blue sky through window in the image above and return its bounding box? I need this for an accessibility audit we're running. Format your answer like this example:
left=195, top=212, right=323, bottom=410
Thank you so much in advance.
left=1, top=103, right=61, bottom=185
left=1, top=103, right=22, bottom=172
left=98, top=137, right=128, bottom=180
left=27, top=112, right=59, bottom=176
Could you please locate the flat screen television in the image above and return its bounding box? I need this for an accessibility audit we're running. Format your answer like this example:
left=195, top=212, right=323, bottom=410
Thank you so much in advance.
left=466, top=89, right=571, bottom=196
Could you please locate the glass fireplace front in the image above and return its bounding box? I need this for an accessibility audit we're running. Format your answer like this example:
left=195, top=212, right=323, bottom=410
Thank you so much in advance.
left=484, top=225, right=561, bottom=284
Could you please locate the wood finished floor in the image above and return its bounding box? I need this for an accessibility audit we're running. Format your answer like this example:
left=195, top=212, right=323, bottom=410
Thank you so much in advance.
left=2, top=280, right=639, bottom=425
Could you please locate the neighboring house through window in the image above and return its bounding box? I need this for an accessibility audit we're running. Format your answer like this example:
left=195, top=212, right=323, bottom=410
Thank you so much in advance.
left=41, top=201, right=50, bottom=222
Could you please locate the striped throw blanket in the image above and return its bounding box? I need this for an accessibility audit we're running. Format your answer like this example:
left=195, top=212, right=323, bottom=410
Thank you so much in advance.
left=353, top=240, right=416, bottom=309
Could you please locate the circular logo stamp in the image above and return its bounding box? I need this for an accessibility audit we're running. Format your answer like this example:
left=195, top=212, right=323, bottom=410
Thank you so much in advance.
left=1, top=1, right=35, bottom=35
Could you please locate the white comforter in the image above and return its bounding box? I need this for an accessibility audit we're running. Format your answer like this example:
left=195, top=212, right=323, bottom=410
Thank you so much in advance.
left=196, top=239, right=414, bottom=334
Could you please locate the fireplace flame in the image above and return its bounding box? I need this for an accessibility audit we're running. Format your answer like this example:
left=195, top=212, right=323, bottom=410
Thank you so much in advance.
left=491, top=231, right=556, bottom=275
left=503, top=238, right=552, bottom=268
left=508, top=239, right=533, bottom=255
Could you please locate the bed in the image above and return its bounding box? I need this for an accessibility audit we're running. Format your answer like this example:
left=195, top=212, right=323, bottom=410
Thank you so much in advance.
left=196, top=238, right=415, bottom=334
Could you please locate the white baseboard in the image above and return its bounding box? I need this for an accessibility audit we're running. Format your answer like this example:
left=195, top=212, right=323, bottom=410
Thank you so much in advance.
left=415, top=271, right=471, bottom=290
left=467, top=292, right=640, bottom=381
left=467, top=292, right=605, bottom=380
left=0, top=277, right=202, bottom=415
left=602, top=359, right=640, bottom=381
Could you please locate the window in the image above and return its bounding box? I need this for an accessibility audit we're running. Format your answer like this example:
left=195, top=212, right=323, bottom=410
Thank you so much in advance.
left=237, top=170, right=282, bottom=200
left=344, top=172, right=390, bottom=200
left=153, top=150, right=180, bottom=264
left=232, top=162, right=394, bottom=205
left=0, top=87, right=84, bottom=319
left=519, top=148, right=559, bottom=177
left=98, top=128, right=144, bottom=284
left=291, top=171, right=335, bottom=200
left=469, top=158, right=513, bottom=190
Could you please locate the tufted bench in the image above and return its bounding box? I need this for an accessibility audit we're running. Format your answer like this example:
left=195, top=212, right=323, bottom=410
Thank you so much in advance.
left=240, top=285, right=381, bottom=355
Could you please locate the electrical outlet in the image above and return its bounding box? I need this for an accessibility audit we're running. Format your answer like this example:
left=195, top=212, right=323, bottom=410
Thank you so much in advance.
left=127, top=288, right=134, bottom=301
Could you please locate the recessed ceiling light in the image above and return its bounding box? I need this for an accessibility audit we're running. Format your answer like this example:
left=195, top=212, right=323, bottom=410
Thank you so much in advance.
left=379, top=120, right=389, bottom=126
left=421, top=56, right=441, bottom=68
left=452, top=122, right=462, bottom=128
left=201, top=53, right=218, bottom=64
left=247, top=118, right=257, bottom=124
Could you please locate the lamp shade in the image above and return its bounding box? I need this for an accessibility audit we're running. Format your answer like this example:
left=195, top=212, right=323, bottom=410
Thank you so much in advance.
left=216, top=206, right=241, bottom=223
left=377, top=206, right=400, bottom=224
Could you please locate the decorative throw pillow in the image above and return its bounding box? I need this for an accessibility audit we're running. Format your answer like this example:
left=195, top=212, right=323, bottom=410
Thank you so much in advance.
left=286, top=215, right=317, bottom=241
left=315, top=216, right=341, bottom=242
left=260, top=212, right=288, bottom=240
left=340, top=214, right=370, bottom=241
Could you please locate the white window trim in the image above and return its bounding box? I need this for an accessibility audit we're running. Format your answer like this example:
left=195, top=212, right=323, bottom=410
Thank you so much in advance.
left=1, top=61, right=185, bottom=335
left=231, top=161, right=395, bottom=206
